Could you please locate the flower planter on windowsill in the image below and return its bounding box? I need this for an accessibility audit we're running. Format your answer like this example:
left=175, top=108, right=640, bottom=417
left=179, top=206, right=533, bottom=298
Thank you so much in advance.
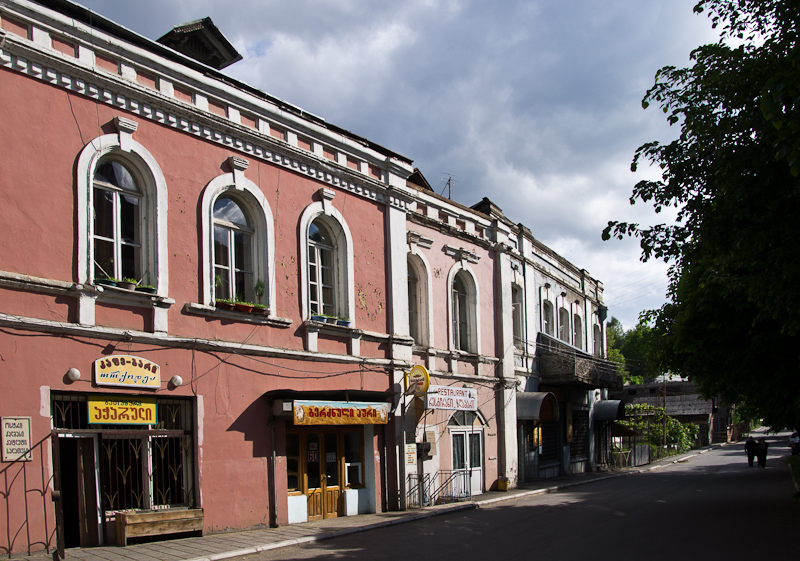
left=325, top=317, right=338, bottom=324
left=118, top=281, right=137, bottom=291
left=94, top=278, right=118, bottom=287
left=311, top=315, right=327, bottom=322
left=215, top=300, right=235, bottom=310
left=234, top=303, right=254, bottom=314
left=135, top=285, right=156, bottom=294
left=337, top=320, right=351, bottom=327
left=251, top=305, right=268, bottom=315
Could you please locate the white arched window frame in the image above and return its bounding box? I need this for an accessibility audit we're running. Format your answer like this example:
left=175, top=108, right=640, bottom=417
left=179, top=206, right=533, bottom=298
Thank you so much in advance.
left=542, top=299, right=555, bottom=337
left=76, top=128, right=168, bottom=294
left=299, top=196, right=354, bottom=323
left=447, top=264, right=480, bottom=354
left=407, top=252, right=433, bottom=347
left=200, top=172, right=275, bottom=310
left=512, top=283, right=524, bottom=350
left=573, top=313, right=583, bottom=349
left=558, top=306, right=570, bottom=343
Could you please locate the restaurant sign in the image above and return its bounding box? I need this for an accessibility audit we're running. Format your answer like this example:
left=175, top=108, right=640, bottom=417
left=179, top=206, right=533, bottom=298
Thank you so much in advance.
left=94, top=355, right=160, bottom=389
left=293, top=400, right=389, bottom=426
left=87, top=396, right=158, bottom=425
left=426, top=385, right=477, bottom=411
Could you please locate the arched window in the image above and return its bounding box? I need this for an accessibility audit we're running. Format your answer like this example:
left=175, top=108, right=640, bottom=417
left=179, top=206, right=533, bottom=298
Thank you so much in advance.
left=559, top=307, right=570, bottom=343
left=213, top=196, right=253, bottom=302
left=512, top=284, right=524, bottom=349
left=408, top=259, right=420, bottom=342
left=573, top=314, right=583, bottom=349
left=92, top=159, right=144, bottom=283
left=542, top=300, right=554, bottom=336
left=450, top=269, right=478, bottom=353
left=593, top=324, right=602, bottom=356
left=200, top=166, right=275, bottom=311
left=299, top=196, right=354, bottom=323
left=308, top=218, right=337, bottom=316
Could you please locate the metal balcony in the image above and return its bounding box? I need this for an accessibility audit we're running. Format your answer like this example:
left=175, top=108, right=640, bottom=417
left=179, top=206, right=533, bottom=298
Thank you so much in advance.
left=537, top=333, right=621, bottom=389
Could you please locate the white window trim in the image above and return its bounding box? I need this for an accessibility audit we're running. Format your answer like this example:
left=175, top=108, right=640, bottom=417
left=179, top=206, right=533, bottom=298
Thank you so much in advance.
left=76, top=131, right=168, bottom=293
left=298, top=198, right=355, bottom=323
left=446, top=263, right=480, bottom=355
left=407, top=251, right=433, bottom=347
left=200, top=171, right=276, bottom=310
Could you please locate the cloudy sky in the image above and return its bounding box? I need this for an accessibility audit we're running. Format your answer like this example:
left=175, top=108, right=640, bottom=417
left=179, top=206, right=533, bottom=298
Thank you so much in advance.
left=73, top=0, right=720, bottom=330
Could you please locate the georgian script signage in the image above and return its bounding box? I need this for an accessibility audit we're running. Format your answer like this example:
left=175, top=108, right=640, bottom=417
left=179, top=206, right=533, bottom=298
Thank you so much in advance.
left=293, top=400, right=389, bottom=426
left=87, top=396, right=158, bottom=425
left=2, top=417, right=32, bottom=462
left=94, top=356, right=160, bottom=389
left=426, top=385, right=477, bottom=411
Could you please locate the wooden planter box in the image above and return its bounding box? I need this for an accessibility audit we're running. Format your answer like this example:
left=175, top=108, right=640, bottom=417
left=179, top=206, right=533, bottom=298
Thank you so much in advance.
left=115, top=508, right=203, bottom=546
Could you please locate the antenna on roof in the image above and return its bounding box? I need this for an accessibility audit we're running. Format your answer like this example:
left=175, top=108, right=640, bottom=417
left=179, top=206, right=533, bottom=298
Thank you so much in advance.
left=440, top=173, right=456, bottom=199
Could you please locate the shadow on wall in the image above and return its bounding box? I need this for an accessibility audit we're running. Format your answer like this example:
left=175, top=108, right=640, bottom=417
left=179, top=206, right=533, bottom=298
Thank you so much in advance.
left=227, top=397, right=271, bottom=458
left=0, top=436, right=55, bottom=556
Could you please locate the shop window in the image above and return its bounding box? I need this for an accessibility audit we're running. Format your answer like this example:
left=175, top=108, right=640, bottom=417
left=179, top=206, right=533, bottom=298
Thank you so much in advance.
left=344, top=431, right=363, bottom=487
left=286, top=433, right=300, bottom=492
left=542, top=300, right=554, bottom=336
left=51, top=393, right=195, bottom=512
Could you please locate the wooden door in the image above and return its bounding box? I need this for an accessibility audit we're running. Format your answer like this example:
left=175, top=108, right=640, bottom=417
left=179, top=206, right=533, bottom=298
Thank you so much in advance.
left=304, top=432, right=342, bottom=521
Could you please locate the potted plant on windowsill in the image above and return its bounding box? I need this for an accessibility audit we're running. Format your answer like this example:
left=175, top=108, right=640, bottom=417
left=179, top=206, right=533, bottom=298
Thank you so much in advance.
left=118, top=278, right=137, bottom=291
left=94, top=277, right=119, bottom=287
left=234, top=301, right=254, bottom=313
left=310, top=314, right=327, bottom=322
left=251, top=280, right=267, bottom=314
left=215, top=298, right=235, bottom=310
left=336, top=318, right=351, bottom=327
left=135, top=284, right=156, bottom=294
left=251, top=303, right=267, bottom=314
left=324, top=314, right=338, bottom=324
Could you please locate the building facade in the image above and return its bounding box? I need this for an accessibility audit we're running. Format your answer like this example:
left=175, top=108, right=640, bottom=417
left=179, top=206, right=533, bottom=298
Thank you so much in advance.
left=0, top=0, right=619, bottom=556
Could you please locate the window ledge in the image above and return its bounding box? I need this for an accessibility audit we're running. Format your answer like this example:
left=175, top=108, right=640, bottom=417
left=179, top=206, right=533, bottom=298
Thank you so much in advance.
left=303, top=319, right=361, bottom=335
left=184, top=303, right=292, bottom=327
left=86, top=284, right=175, bottom=308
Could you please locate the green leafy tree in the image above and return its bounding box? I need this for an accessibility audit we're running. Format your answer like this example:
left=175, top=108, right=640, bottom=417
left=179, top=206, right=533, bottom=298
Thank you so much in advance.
left=606, top=317, right=633, bottom=383
left=603, top=0, right=800, bottom=430
left=619, top=404, right=699, bottom=453
left=618, top=321, right=661, bottom=384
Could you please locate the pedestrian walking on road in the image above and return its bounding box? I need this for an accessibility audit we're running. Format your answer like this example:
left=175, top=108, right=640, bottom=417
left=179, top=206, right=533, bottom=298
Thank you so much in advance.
left=757, top=437, right=769, bottom=468
left=744, top=436, right=758, bottom=467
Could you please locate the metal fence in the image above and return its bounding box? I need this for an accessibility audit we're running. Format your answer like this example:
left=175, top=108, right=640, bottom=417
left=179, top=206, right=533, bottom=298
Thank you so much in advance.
left=407, top=470, right=471, bottom=508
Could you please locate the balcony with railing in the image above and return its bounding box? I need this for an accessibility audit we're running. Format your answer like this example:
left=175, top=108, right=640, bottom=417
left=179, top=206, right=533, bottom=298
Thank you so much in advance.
left=537, top=333, right=621, bottom=389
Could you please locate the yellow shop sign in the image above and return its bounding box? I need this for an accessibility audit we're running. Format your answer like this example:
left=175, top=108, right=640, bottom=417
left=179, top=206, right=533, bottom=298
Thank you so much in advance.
left=87, top=396, right=157, bottom=425
left=93, top=355, right=160, bottom=389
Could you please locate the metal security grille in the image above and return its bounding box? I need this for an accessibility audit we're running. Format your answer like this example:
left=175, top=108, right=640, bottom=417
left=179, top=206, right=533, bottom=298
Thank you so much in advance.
left=51, top=393, right=194, bottom=512
left=540, top=420, right=559, bottom=464
left=570, top=410, right=590, bottom=460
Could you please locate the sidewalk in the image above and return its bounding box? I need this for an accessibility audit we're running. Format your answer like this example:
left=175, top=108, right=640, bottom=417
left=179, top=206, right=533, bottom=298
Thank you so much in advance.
left=12, top=448, right=716, bottom=561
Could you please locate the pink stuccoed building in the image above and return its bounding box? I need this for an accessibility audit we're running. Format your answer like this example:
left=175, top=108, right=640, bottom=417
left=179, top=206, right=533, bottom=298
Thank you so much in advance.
left=0, top=0, right=620, bottom=556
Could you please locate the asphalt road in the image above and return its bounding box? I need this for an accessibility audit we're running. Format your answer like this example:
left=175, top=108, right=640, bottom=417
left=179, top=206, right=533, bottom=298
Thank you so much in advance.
left=245, top=432, right=799, bottom=561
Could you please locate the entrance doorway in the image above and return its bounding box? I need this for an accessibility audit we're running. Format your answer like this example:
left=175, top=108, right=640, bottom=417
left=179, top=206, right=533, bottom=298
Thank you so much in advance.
left=55, top=436, right=100, bottom=548
left=448, top=410, right=484, bottom=496
left=286, top=428, right=363, bottom=521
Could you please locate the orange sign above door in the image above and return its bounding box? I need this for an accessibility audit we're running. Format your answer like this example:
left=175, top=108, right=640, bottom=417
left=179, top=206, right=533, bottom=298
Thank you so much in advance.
left=293, top=400, right=389, bottom=425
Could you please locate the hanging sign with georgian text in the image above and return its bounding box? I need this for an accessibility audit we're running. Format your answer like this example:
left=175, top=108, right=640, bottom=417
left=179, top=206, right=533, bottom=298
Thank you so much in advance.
left=93, top=355, right=160, bottom=389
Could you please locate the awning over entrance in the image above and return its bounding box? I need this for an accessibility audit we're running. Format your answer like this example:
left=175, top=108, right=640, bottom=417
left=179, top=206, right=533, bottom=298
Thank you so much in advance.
left=594, top=399, right=625, bottom=421
left=516, top=392, right=559, bottom=421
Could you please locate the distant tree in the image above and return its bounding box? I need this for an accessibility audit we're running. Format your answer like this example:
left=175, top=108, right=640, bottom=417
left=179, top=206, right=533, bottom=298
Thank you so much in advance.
left=618, top=321, right=661, bottom=384
left=604, top=0, right=800, bottom=429
left=606, top=317, right=635, bottom=384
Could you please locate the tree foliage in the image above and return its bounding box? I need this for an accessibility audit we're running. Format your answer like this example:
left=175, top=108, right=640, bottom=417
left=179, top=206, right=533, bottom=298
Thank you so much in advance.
left=606, top=317, right=661, bottom=384
left=603, top=0, right=800, bottom=429
left=619, top=404, right=699, bottom=453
